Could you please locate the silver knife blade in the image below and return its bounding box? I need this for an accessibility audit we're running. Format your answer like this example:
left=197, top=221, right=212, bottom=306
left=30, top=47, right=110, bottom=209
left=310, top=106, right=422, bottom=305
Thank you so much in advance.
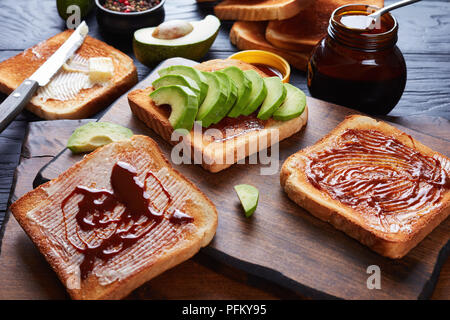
left=29, top=22, right=89, bottom=87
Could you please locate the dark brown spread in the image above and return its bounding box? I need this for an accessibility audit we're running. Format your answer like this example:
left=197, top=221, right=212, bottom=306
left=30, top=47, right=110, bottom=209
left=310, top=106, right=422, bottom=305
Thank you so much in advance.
left=205, top=114, right=265, bottom=142
left=61, top=161, right=193, bottom=280
left=305, top=129, right=449, bottom=231
left=251, top=63, right=284, bottom=79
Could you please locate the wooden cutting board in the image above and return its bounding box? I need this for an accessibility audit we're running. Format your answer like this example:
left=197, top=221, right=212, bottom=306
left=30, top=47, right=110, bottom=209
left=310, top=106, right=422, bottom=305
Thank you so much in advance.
left=35, top=58, right=449, bottom=299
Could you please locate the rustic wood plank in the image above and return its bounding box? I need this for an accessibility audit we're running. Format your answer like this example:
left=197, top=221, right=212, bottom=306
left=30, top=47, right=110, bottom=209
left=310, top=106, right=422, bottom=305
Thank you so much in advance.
left=32, top=58, right=450, bottom=300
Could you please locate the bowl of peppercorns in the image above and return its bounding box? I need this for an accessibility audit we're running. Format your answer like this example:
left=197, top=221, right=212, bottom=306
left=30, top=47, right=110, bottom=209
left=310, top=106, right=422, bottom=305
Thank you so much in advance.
left=95, top=0, right=165, bottom=35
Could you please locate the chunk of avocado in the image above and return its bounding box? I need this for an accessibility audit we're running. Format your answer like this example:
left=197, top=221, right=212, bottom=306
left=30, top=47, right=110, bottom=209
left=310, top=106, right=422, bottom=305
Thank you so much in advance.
left=257, top=77, right=287, bottom=120
left=241, top=70, right=267, bottom=116
left=212, top=71, right=237, bottom=124
left=133, top=15, right=220, bottom=66
left=234, top=184, right=259, bottom=218
left=158, top=65, right=208, bottom=104
left=196, top=72, right=228, bottom=127
left=67, top=122, right=133, bottom=154
left=152, top=74, right=201, bottom=103
left=222, top=66, right=252, bottom=118
left=273, top=83, right=307, bottom=121
left=150, top=85, right=199, bottom=132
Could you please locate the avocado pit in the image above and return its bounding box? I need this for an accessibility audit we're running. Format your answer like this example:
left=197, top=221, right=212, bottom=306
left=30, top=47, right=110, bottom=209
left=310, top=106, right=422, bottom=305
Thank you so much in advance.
left=152, top=20, right=194, bottom=40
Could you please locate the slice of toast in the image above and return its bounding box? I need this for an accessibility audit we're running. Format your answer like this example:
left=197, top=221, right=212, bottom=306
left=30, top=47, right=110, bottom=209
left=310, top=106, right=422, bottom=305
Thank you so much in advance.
left=281, top=115, right=450, bottom=258
left=214, top=0, right=313, bottom=21
left=266, top=0, right=384, bottom=52
left=10, top=135, right=218, bottom=299
left=0, top=30, right=138, bottom=120
left=230, top=21, right=309, bottom=71
left=128, top=59, right=308, bottom=173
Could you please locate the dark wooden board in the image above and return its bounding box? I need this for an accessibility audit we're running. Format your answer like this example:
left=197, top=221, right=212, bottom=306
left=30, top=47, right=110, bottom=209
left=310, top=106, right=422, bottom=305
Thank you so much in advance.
left=33, top=58, right=450, bottom=300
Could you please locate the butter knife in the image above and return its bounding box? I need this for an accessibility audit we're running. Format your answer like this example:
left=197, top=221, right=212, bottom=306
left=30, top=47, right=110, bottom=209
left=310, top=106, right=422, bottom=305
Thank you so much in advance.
left=0, top=22, right=89, bottom=133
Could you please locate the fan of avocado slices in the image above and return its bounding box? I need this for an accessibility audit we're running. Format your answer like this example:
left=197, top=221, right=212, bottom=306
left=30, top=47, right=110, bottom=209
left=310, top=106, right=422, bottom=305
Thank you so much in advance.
left=149, top=65, right=306, bottom=132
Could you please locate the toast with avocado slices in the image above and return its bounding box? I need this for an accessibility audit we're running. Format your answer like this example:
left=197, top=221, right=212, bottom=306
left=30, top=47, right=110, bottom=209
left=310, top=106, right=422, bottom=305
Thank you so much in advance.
left=0, top=30, right=137, bottom=119
left=128, top=59, right=308, bottom=173
left=10, top=135, right=218, bottom=299
left=280, top=115, right=450, bottom=258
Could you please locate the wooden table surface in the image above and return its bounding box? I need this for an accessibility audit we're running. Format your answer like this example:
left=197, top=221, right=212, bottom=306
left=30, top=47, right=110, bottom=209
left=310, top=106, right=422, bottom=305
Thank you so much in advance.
left=0, top=0, right=448, bottom=299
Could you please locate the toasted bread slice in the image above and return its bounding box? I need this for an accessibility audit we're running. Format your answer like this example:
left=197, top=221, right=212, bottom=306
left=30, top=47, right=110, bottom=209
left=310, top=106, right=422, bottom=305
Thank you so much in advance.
left=10, top=135, right=218, bottom=299
left=214, top=0, right=313, bottom=21
left=281, top=115, right=450, bottom=259
left=266, top=0, right=384, bottom=52
left=0, top=30, right=137, bottom=120
left=128, top=59, right=308, bottom=173
left=230, top=21, right=309, bottom=71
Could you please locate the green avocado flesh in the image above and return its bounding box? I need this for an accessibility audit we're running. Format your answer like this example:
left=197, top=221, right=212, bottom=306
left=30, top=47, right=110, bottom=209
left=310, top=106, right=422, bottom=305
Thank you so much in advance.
left=150, top=85, right=199, bottom=132
left=67, top=122, right=133, bottom=153
left=234, top=184, right=259, bottom=218
left=242, top=70, right=267, bottom=116
left=273, top=83, right=306, bottom=121
left=152, top=74, right=201, bottom=103
left=196, top=72, right=228, bottom=127
left=158, top=65, right=208, bottom=104
left=212, top=71, right=237, bottom=124
left=222, top=66, right=252, bottom=118
left=133, top=15, right=220, bottom=67
left=257, top=77, right=287, bottom=120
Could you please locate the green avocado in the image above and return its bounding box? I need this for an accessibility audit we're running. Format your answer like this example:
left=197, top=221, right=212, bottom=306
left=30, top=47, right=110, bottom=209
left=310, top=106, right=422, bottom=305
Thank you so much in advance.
left=158, top=65, right=208, bottom=104
left=212, top=71, right=237, bottom=124
left=241, top=70, right=267, bottom=116
left=152, top=74, right=201, bottom=103
left=273, top=83, right=307, bottom=121
left=57, top=0, right=94, bottom=20
left=234, top=184, right=259, bottom=218
left=67, top=122, right=133, bottom=153
left=133, top=15, right=220, bottom=67
left=257, top=77, right=287, bottom=120
left=196, top=72, right=228, bottom=127
left=222, top=66, right=252, bottom=118
left=150, top=85, right=199, bottom=132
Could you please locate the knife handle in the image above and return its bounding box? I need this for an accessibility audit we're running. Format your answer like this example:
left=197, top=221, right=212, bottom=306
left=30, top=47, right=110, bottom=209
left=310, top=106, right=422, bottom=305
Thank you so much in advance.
left=0, top=79, right=39, bottom=133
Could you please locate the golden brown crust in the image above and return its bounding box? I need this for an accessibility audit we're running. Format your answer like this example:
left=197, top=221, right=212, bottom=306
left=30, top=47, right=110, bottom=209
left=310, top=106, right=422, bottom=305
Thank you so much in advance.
left=280, top=115, right=450, bottom=258
left=0, top=30, right=138, bottom=119
left=214, top=0, right=313, bottom=21
left=128, top=59, right=308, bottom=173
left=10, top=135, right=218, bottom=299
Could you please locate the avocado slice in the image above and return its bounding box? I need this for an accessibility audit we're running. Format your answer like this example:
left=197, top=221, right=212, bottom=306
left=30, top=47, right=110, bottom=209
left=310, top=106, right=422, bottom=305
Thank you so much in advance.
left=257, top=77, right=287, bottom=120
left=152, top=74, right=201, bottom=103
left=150, top=85, right=199, bottom=132
left=196, top=72, right=228, bottom=127
left=158, top=65, right=208, bottom=104
left=212, top=71, right=237, bottom=124
left=273, top=83, right=307, bottom=121
left=234, top=184, right=259, bottom=218
left=222, top=66, right=252, bottom=118
left=241, top=70, right=267, bottom=116
left=67, top=122, right=133, bottom=154
left=133, top=15, right=220, bottom=67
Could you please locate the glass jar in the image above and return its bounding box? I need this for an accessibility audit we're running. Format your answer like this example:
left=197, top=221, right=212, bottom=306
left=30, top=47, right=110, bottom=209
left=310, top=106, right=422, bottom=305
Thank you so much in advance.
left=307, top=4, right=407, bottom=115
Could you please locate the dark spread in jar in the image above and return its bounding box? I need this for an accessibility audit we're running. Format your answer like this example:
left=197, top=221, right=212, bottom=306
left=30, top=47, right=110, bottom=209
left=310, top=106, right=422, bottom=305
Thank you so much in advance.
left=61, top=161, right=193, bottom=280
left=251, top=63, right=283, bottom=79
left=305, top=129, right=450, bottom=233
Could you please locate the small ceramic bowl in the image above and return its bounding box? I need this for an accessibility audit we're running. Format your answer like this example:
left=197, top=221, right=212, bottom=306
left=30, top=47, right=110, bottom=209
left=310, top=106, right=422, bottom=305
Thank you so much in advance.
left=95, top=0, right=165, bottom=35
left=228, top=50, right=291, bottom=83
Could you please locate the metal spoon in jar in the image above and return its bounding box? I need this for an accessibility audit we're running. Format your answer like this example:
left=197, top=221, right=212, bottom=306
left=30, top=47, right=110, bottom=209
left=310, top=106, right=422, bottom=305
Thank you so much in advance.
left=366, top=0, right=421, bottom=29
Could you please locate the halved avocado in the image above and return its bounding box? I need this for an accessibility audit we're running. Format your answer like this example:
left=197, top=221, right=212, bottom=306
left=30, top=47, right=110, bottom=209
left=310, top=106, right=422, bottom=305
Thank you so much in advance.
left=196, top=72, right=227, bottom=127
left=273, top=83, right=306, bottom=121
left=152, top=74, right=201, bottom=103
left=223, top=66, right=252, bottom=118
left=67, top=122, right=133, bottom=153
left=133, top=15, right=220, bottom=66
left=241, top=70, right=267, bottom=116
left=150, top=85, right=199, bottom=132
left=257, top=77, right=287, bottom=120
left=158, top=65, right=208, bottom=104
left=212, top=71, right=237, bottom=124
left=57, top=0, right=94, bottom=20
